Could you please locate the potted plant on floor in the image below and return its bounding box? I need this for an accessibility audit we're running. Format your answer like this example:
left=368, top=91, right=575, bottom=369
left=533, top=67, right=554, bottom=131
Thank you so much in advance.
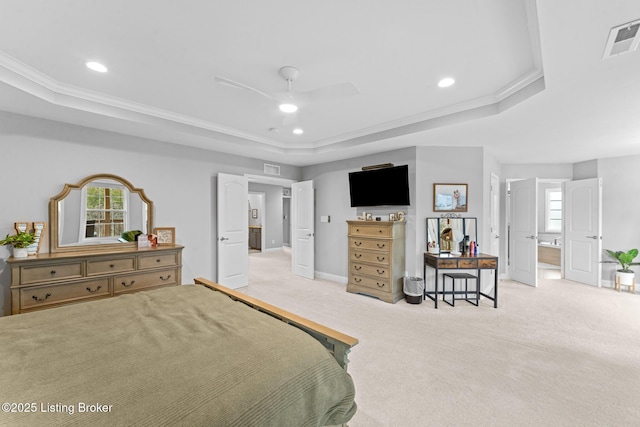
left=0, top=231, right=37, bottom=258
left=603, top=249, right=639, bottom=291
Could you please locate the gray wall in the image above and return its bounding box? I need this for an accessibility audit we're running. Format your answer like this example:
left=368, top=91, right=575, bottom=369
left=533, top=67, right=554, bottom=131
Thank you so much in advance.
left=0, top=111, right=301, bottom=315
left=302, top=147, right=416, bottom=281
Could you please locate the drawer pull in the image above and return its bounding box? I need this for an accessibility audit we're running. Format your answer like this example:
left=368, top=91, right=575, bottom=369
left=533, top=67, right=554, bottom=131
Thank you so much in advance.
left=376, top=269, right=385, bottom=275
left=356, top=228, right=360, bottom=232
left=32, top=293, right=52, bottom=302
left=379, top=229, right=383, bottom=233
left=354, top=253, right=362, bottom=258
left=121, top=280, right=136, bottom=287
left=377, top=282, right=385, bottom=287
left=354, top=241, right=362, bottom=246
left=354, top=266, right=362, bottom=271
left=109, top=264, right=115, bottom=268
left=86, top=285, right=102, bottom=293
left=354, top=277, right=362, bottom=283
left=160, top=274, right=172, bottom=281
left=156, top=259, right=161, bottom=263
left=377, top=256, right=385, bottom=262
left=50, top=270, right=56, bottom=275
left=377, top=243, right=385, bottom=249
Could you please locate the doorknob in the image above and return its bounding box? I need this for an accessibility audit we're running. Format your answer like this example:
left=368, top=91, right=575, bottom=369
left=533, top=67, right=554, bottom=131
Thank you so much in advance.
left=494, top=235, right=500, bottom=239
left=306, top=233, right=314, bottom=237
left=526, top=235, right=537, bottom=239
left=219, top=236, right=229, bottom=241
left=586, top=235, right=600, bottom=239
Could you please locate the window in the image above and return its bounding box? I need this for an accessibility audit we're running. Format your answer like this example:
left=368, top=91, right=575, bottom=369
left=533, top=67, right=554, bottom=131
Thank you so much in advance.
left=545, top=188, right=562, bottom=232
left=83, top=184, right=128, bottom=239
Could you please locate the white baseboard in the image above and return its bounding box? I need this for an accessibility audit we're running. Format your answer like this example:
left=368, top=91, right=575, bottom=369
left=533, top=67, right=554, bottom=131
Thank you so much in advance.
left=264, top=247, right=283, bottom=252
left=315, top=271, right=348, bottom=284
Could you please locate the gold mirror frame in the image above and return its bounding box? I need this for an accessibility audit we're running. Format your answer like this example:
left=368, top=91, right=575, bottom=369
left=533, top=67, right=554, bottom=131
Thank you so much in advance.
left=49, top=174, right=154, bottom=253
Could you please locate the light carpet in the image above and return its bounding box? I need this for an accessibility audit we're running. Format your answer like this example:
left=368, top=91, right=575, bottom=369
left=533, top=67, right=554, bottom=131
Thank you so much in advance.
left=243, top=249, right=640, bottom=427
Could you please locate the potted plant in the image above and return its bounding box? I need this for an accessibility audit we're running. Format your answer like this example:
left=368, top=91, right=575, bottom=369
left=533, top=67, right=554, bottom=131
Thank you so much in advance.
left=604, top=249, right=639, bottom=290
left=0, top=231, right=37, bottom=258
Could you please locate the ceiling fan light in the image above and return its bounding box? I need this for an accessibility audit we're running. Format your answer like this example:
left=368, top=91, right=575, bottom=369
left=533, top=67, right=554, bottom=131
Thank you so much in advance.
left=438, top=77, right=455, bottom=88
left=293, top=128, right=304, bottom=135
left=86, top=61, right=108, bottom=73
left=279, top=103, right=298, bottom=113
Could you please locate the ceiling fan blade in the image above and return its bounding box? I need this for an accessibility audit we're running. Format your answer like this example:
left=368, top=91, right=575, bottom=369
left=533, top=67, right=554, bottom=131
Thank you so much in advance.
left=298, top=82, right=360, bottom=103
left=214, top=76, right=279, bottom=102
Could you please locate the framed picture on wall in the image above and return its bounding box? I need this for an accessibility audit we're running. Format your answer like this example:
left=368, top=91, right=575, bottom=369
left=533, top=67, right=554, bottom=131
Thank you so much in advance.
left=154, top=227, right=175, bottom=245
left=433, top=183, right=468, bottom=212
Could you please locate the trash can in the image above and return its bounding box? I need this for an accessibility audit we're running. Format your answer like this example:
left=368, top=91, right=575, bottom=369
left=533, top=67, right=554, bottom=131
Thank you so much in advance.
left=403, top=276, right=424, bottom=304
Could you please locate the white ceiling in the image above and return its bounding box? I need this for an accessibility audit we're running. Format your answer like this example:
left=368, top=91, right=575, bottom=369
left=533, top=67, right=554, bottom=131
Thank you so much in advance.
left=0, top=0, right=639, bottom=166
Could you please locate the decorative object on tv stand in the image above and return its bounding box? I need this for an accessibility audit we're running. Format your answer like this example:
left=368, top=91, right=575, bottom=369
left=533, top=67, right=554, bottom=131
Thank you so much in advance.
left=154, top=227, right=176, bottom=245
left=603, top=248, right=639, bottom=293
left=433, top=183, right=468, bottom=212
left=0, top=230, right=37, bottom=258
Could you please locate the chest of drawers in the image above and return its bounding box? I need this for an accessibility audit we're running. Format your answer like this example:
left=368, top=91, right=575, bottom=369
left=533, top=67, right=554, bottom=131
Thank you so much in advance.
left=8, top=245, right=183, bottom=314
left=347, top=221, right=405, bottom=303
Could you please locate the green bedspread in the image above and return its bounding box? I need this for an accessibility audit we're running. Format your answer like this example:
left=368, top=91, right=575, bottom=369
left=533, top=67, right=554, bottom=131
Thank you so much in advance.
left=0, top=285, right=356, bottom=426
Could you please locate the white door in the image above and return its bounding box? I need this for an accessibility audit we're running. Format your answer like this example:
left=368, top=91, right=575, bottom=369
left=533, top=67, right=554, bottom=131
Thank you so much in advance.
left=217, top=173, right=248, bottom=288
left=509, top=178, right=538, bottom=287
left=291, top=180, right=314, bottom=279
left=489, top=173, right=500, bottom=256
left=564, top=178, right=602, bottom=286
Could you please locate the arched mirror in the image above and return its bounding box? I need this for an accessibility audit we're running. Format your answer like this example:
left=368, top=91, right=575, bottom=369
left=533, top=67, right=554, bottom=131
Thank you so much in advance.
left=49, top=174, right=153, bottom=253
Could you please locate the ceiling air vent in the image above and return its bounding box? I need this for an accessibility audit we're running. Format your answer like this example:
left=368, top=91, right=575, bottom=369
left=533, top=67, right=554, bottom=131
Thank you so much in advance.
left=264, top=163, right=281, bottom=176
left=603, top=19, right=640, bottom=58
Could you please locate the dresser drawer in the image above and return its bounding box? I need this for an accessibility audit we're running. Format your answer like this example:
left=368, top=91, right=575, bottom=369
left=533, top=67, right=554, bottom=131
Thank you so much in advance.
left=87, top=256, right=136, bottom=275
left=350, top=275, right=391, bottom=293
left=114, top=268, right=178, bottom=294
left=349, top=223, right=391, bottom=238
left=479, top=259, right=498, bottom=269
left=351, top=262, right=390, bottom=278
left=350, top=249, right=390, bottom=266
left=20, top=278, right=110, bottom=310
left=138, top=252, right=178, bottom=270
left=350, top=238, right=391, bottom=252
left=20, top=262, right=83, bottom=285
left=458, top=259, right=478, bottom=269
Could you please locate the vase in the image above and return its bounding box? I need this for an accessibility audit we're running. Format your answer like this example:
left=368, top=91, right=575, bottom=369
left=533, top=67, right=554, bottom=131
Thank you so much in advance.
left=13, top=247, right=28, bottom=258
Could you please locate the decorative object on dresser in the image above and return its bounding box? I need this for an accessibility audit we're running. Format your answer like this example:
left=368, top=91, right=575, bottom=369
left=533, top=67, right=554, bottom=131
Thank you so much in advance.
left=154, top=227, right=176, bottom=245
left=433, top=183, right=468, bottom=212
left=347, top=220, right=406, bottom=303
left=0, top=231, right=37, bottom=259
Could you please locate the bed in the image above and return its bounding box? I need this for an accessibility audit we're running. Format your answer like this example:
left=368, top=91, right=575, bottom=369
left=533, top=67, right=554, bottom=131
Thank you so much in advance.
left=0, top=277, right=358, bottom=426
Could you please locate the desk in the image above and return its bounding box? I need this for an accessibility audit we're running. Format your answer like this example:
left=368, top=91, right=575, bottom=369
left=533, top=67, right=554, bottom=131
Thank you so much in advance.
left=423, top=252, right=499, bottom=309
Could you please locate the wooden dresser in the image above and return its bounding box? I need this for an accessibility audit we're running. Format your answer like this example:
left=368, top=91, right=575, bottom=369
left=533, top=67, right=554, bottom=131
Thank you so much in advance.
left=347, top=220, right=406, bottom=303
left=8, top=245, right=183, bottom=314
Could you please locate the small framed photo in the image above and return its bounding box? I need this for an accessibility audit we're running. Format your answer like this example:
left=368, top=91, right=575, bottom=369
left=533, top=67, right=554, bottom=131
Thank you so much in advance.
left=389, top=213, right=396, bottom=221
left=433, top=183, right=468, bottom=212
left=154, top=227, right=175, bottom=245
left=251, top=209, right=258, bottom=218
left=365, top=213, right=373, bottom=221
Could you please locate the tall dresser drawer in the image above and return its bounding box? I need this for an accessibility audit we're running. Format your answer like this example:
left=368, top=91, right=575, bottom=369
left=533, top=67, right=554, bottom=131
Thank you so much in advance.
left=20, top=262, right=83, bottom=285
left=350, top=238, right=391, bottom=252
left=350, top=249, right=391, bottom=266
left=87, top=256, right=136, bottom=275
left=350, top=275, right=391, bottom=293
left=349, top=224, right=392, bottom=237
left=20, top=278, right=110, bottom=310
left=138, top=252, right=178, bottom=269
left=114, top=268, right=178, bottom=294
left=351, top=262, right=390, bottom=278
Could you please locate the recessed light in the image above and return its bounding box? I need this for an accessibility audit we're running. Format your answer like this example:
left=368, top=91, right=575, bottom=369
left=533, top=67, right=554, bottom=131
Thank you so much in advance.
left=279, top=103, right=298, bottom=113
left=293, top=128, right=304, bottom=135
left=86, top=61, right=108, bottom=73
left=438, top=77, right=455, bottom=88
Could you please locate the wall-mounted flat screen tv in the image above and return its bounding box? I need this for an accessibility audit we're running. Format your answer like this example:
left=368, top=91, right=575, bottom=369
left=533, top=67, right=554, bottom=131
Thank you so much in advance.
left=348, top=165, right=410, bottom=207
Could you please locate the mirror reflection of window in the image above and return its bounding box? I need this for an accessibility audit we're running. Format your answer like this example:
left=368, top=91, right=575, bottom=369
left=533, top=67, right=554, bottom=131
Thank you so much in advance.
left=82, top=183, right=128, bottom=240
left=545, top=189, right=562, bottom=232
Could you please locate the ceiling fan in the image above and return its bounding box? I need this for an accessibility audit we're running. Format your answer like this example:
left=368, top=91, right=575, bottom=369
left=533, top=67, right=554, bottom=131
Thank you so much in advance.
left=214, top=66, right=359, bottom=114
